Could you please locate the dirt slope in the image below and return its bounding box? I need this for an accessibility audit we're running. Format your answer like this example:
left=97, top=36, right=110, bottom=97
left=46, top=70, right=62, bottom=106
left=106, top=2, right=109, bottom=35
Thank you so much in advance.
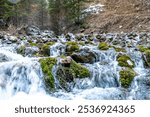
left=83, top=0, right=150, bottom=33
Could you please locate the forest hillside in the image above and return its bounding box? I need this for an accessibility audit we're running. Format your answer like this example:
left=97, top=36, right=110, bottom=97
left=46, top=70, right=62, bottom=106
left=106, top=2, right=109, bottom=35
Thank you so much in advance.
left=1, top=0, right=150, bottom=34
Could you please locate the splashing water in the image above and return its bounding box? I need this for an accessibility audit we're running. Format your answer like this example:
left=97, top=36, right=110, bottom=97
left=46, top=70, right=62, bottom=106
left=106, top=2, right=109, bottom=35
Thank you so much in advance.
left=1, top=33, right=150, bottom=100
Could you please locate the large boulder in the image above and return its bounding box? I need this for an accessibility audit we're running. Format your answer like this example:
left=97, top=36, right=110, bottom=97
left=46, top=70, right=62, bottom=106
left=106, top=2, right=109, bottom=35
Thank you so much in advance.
left=56, top=57, right=90, bottom=91
left=71, top=47, right=97, bottom=63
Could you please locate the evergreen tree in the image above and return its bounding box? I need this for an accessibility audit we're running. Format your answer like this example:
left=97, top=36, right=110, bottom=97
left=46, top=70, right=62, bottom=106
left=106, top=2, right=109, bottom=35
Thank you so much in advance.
left=48, top=0, right=87, bottom=34
left=66, top=0, right=86, bottom=25
left=37, top=0, right=48, bottom=27
left=0, top=0, right=14, bottom=21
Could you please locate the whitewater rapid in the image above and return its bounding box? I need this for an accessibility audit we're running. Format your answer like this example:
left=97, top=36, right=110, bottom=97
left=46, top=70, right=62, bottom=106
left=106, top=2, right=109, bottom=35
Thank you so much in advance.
left=1, top=35, right=150, bottom=100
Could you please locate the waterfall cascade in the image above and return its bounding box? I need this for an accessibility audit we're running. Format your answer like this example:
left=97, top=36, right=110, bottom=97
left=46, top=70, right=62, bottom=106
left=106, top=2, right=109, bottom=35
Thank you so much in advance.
left=1, top=32, right=150, bottom=100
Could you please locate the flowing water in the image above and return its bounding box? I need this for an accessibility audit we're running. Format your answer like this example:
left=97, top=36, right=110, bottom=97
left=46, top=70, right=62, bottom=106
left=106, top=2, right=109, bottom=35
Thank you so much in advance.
left=0, top=35, right=150, bottom=100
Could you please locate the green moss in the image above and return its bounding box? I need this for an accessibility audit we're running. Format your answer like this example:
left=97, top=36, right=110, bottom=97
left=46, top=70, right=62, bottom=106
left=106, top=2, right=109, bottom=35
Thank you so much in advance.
left=113, top=46, right=126, bottom=52
left=39, top=57, right=57, bottom=91
left=55, top=58, right=90, bottom=91
left=17, top=46, right=26, bottom=55
left=46, top=42, right=55, bottom=46
left=98, top=42, right=110, bottom=50
left=144, top=50, right=150, bottom=66
left=41, top=42, right=55, bottom=56
left=66, top=41, right=79, bottom=53
left=20, top=37, right=26, bottom=40
left=119, top=68, right=136, bottom=88
left=144, top=49, right=150, bottom=53
left=138, top=45, right=147, bottom=52
left=57, top=58, right=90, bottom=79
left=117, top=55, right=135, bottom=68
left=79, top=41, right=85, bottom=46
left=56, top=67, right=75, bottom=91
left=70, top=60, right=90, bottom=78
left=30, top=42, right=37, bottom=46
left=28, top=40, right=32, bottom=43
left=137, top=45, right=150, bottom=67
left=41, top=44, right=49, bottom=56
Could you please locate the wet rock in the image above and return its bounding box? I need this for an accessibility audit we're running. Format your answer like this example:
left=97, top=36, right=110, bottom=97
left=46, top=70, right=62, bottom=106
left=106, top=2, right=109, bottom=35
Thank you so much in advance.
left=119, top=68, right=136, bottom=88
left=39, top=57, right=57, bottom=91
left=65, top=33, right=75, bottom=41
left=76, top=34, right=84, bottom=41
left=138, top=46, right=150, bottom=67
left=58, top=57, right=90, bottom=78
left=112, top=40, right=121, bottom=45
left=0, top=53, right=10, bottom=62
left=17, top=46, right=26, bottom=56
left=66, top=41, right=80, bottom=54
left=143, top=50, right=150, bottom=67
left=59, top=56, right=72, bottom=67
left=25, top=25, right=40, bottom=36
left=56, top=57, right=90, bottom=91
left=98, top=42, right=110, bottom=50
left=40, top=42, right=55, bottom=56
left=96, top=34, right=106, bottom=42
left=127, top=32, right=138, bottom=40
left=117, top=54, right=135, bottom=68
left=41, top=30, right=55, bottom=38
left=71, top=47, right=97, bottom=63
left=8, top=36, right=18, bottom=43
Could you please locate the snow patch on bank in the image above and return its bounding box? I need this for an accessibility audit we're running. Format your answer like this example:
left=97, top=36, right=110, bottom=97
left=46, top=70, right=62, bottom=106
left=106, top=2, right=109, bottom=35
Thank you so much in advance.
left=83, top=4, right=104, bottom=15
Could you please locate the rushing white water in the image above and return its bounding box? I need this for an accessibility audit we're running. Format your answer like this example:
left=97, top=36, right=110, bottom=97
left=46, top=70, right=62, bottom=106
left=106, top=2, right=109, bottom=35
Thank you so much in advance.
left=50, top=43, right=66, bottom=57
left=0, top=35, right=150, bottom=100
left=0, top=48, right=45, bottom=100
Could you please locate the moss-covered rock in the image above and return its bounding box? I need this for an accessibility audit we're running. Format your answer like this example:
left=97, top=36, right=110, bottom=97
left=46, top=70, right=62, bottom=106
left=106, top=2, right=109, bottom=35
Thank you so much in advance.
left=56, top=67, right=75, bottom=91
left=79, top=41, right=85, bottom=46
left=137, top=45, right=150, bottom=67
left=30, top=42, right=37, bottom=47
left=119, top=68, right=136, bottom=88
left=39, top=57, right=57, bottom=91
left=41, top=42, right=55, bottom=56
left=143, top=50, right=150, bottom=66
left=41, top=44, right=50, bottom=56
left=17, top=46, right=26, bottom=56
left=113, top=46, right=126, bottom=52
left=66, top=41, right=79, bottom=54
left=71, top=48, right=97, bottom=64
left=117, top=54, right=135, bottom=68
left=56, top=57, right=90, bottom=91
left=98, top=42, right=110, bottom=50
left=58, top=57, right=90, bottom=78
left=138, top=45, right=147, bottom=52
left=70, top=60, right=90, bottom=78
left=27, top=40, right=33, bottom=43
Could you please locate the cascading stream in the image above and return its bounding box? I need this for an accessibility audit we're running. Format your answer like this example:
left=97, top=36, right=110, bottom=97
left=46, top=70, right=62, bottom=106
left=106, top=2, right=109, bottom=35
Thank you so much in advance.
left=1, top=32, right=150, bottom=100
left=0, top=48, right=45, bottom=100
